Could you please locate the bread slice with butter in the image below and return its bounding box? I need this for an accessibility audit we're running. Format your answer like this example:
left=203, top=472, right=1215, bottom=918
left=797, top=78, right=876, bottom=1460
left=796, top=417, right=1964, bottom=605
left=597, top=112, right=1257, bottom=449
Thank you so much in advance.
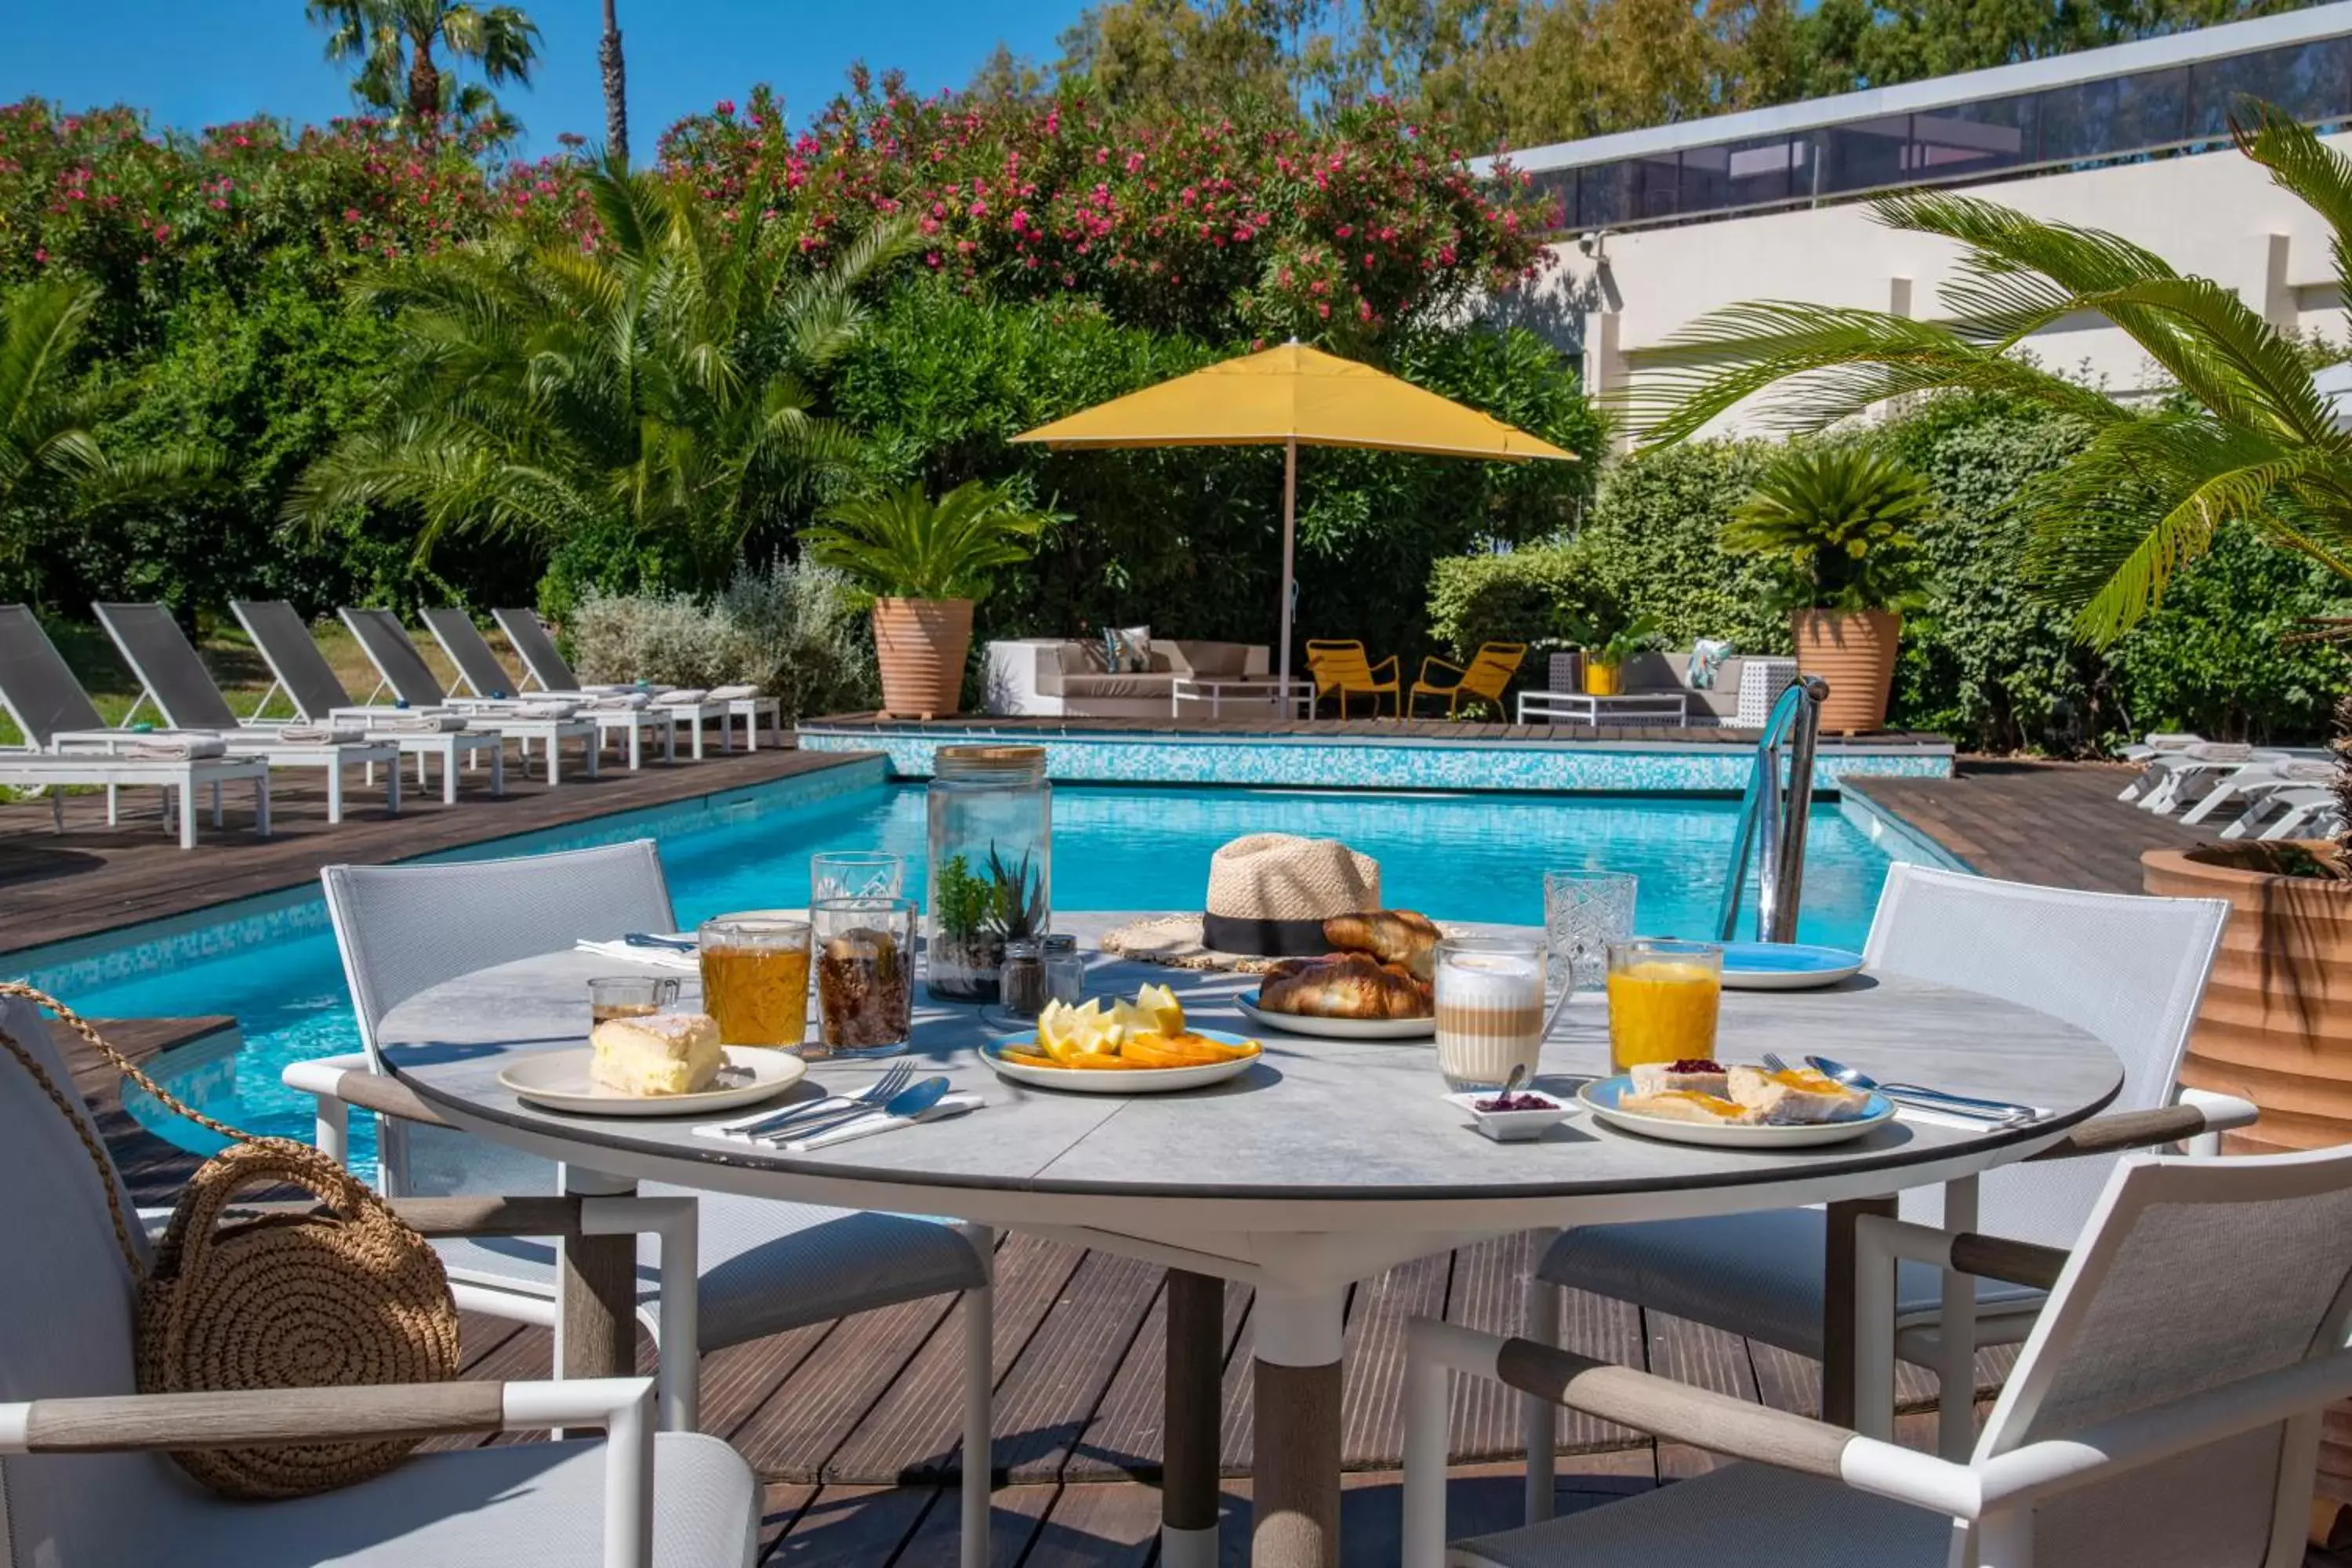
left=1627, top=1060, right=1730, bottom=1098
left=1615, top=1088, right=1759, bottom=1125
left=590, top=1011, right=724, bottom=1097
left=1726, top=1065, right=1870, bottom=1125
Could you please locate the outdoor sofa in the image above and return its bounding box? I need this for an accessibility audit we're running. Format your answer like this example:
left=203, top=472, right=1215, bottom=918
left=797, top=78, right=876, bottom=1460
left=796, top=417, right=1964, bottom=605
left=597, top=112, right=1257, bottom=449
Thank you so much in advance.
left=985, top=637, right=1272, bottom=718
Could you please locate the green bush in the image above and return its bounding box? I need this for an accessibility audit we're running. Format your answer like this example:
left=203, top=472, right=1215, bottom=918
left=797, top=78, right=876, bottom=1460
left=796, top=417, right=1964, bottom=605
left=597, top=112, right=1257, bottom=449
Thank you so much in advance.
left=1575, top=441, right=1789, bottom=654
left=1426, top=543, right=1619, bottom=659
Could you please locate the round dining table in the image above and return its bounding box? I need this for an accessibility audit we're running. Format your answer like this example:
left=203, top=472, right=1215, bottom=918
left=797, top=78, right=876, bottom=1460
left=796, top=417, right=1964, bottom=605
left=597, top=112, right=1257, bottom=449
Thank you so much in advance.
left=377, top=913, right=2123, bottom=1568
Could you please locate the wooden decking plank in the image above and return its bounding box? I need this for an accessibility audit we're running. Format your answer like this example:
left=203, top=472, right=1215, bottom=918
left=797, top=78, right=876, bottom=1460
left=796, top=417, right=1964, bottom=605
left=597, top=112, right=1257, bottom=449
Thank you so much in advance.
left=1016, top=1478, right=1163, bottom=1567
left=1642, top=1311, right=1759, bottom=1479
left=991, top=1247, right=1166, bottom=1484
left=1446, top=1235, right=1647, bottom=1459
left=757, top=1482, right=818, bottom=1560
left=736, top=1290, right=964, bottom=1485
left=1058, top=1270, right=1170, bottom=1482
left=887, top=1483, right=1058, bottom=1568
left=1338, top=1251, right=1452, bottom=1469
left=826, top=1232, right=1086, bottom=1485
left=700, top=1320, right=837, bottom=1444
left=762, top=1482, right=937, bottom=1567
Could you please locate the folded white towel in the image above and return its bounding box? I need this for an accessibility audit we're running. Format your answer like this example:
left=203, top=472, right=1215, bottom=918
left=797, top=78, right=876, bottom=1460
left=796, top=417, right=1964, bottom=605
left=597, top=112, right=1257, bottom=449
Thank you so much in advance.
left=2145, top=732, right=2202, bottom=750
left=2186, top=742, right=2253, bottom=762
left=370, top=712, right=466, bottom=734
left=274, top=724, right=361, bottom=745
left=589, top=693, right=653, bottom=710
left=126, top=735, right=227, bottom=760
left=573, top=936, right=700, bottom=972
left=659, top=688, right=710, bottom=705
left=2282, top=759, right=2339, bottom=783
left=517, top=701, right=582, bottom=719
left=707, top=684, right=761, bottom=702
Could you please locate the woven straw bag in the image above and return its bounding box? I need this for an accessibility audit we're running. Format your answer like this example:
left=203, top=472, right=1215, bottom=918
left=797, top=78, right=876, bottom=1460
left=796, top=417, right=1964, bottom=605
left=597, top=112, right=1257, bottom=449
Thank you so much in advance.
left=0, top=982, right=461, bottom=1499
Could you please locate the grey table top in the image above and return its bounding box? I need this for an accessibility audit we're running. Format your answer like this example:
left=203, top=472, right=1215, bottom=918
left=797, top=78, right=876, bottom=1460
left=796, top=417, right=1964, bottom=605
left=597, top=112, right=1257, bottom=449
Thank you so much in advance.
left=379, top=914, right=2123, bottom=1220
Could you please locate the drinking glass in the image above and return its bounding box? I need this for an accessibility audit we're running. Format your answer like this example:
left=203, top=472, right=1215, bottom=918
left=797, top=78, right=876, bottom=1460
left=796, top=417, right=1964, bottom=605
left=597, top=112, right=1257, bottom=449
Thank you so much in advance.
left=811, top=851, right=906, bottom=906
left=1432, top=935, right=1548, bottom=1093
left=697, top=913, right=812, bottom=1049
left=812, top=896, right=917, bottom=1059
left=588, top=975, right=680, bottom=1025
left=1543, top=870, right=1638, bottom=996
left=1606, top=938, right=1723, bottom=1072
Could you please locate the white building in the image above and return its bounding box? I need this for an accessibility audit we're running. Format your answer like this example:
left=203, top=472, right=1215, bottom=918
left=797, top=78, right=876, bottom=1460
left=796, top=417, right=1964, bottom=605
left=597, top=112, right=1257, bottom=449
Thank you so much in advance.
left=1475, top=2, right=2352, bottom=441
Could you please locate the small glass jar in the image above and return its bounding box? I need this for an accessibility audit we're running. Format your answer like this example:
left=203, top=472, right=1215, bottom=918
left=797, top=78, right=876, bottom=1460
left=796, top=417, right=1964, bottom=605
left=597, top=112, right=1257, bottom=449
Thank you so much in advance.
left=1000, top=936, right=1047, bottom=1018
left=1042, top=934, right=1086, bottom=1007
left=926, top=745, right=1051, bottom=1003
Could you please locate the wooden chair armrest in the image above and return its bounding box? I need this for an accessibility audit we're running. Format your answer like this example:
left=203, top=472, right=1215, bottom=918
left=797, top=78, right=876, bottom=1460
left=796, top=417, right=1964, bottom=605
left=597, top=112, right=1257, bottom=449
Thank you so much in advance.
left=2177, top=1087, right=2259, bottom=1133
left=281, top=1056, right=454, bottom=1129
left=2, top=1381, right=522, bottom=1453
left=2024, top=1103, right=2215, bottom=1162
left=1948, top=1231, right=2069, bottom=1291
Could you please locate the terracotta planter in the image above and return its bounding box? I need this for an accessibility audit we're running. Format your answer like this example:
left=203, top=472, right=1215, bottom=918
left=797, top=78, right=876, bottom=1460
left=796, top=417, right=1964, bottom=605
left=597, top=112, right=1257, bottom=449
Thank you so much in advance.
left=2143, top=839, right=2352, bottom=1525
left=870, top=597, right=974, bottom=718
left=1791, top=608, right=1901, bottom=734
left=1583, top=660, right=1621, bottom=696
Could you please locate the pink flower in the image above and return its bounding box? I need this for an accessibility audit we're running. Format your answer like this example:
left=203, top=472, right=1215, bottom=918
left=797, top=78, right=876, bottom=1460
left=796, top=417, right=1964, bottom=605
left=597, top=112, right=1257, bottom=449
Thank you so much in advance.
left=31, top=248, right=45, bottom=263
left=1317, top=302, right=1330, bottom=318
left=1335, top=223, right=1352, bottom=238
left=717, top=99, right=737, bottom=116
left=344, top=207, right=361, bottom=222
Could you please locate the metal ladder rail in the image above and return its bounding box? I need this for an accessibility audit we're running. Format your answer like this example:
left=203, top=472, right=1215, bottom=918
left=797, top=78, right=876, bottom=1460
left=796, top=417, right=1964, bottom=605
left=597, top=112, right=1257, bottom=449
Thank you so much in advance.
left=1713, top=675, right=1829, bottom=944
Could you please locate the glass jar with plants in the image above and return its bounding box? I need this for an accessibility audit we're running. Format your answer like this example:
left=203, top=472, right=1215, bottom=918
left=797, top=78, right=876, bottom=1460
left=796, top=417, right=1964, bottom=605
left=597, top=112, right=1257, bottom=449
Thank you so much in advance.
left=802, top=480, right=1051, bottom=719
left=925, top=745, right=1051, bottom=1001
left=1722, top=445, right=1929, bottom=734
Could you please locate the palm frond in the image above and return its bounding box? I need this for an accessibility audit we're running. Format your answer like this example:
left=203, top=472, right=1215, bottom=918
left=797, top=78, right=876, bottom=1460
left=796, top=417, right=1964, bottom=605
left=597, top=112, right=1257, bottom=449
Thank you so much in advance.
left=2234, top=103, right=2352, bottom=318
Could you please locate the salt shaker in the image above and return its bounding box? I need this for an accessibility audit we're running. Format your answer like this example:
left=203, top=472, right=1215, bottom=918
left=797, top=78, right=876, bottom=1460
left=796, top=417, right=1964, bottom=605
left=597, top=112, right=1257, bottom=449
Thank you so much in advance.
left=1000, top=936, right=1047, bottom=1018
left=1042, top=933, right=1085, bottom=1007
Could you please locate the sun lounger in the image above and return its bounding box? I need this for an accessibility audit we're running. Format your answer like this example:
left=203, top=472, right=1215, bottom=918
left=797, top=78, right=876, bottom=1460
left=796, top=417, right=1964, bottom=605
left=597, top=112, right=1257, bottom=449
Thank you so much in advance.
left=419, top=606, right=682, bottom=768
left=2220, top=783, right=2345, bottom=840
left=229, top=598, right=506, bottom=803
left=495, top=606, right=781, bottom=750
left=89, top=602, right=400, bottom=822
left=339, top=607, right=600, bottom=784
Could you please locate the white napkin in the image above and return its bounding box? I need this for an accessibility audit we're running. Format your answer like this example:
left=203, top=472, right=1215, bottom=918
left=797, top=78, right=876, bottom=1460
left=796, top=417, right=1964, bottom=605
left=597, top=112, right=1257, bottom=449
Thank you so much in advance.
left=773, top=1095, right=983, bottom=1152
left=573, top=935, right=699, bottom=972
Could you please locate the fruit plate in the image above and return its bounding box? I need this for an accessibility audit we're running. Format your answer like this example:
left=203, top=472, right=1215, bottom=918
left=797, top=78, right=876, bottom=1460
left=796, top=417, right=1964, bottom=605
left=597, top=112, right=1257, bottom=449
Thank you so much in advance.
left=1578, top=1073, right=1894, bottom=1148
left=498, top=1046, right=806, bottom=1116
left=1717, top=942, right=1865, bottom=991
left=980, top=1028, right=1265, bottom=1094
left=1236, top=993, right=1435, bottom=1040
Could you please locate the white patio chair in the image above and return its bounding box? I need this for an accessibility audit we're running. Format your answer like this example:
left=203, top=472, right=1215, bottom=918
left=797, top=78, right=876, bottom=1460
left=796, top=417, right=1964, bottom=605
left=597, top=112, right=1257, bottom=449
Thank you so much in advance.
left=285, top=839, right=996, bottom=1566
left=495, top=606, right=782, bottom=751
left=1410, top=1142, right=2352, bottom=1568
left=1521, top=864, right=2255, bottom=1512
left=0, top=992, right=759, bottom=1568
left=419, top=607, right=684, bottom=770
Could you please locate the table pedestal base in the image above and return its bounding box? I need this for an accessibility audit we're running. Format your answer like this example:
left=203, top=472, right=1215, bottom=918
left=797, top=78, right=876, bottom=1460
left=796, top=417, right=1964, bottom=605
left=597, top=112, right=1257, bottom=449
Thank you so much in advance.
left=1162, top=1269, right=1225, bottom=1568
left=1251, top=1285, right=1347, bottom=1568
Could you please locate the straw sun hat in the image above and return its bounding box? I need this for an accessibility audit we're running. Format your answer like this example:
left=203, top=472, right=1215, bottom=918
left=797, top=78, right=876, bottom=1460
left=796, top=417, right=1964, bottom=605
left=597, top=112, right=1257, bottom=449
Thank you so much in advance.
left=1101, top=834, right=1383, bottom=971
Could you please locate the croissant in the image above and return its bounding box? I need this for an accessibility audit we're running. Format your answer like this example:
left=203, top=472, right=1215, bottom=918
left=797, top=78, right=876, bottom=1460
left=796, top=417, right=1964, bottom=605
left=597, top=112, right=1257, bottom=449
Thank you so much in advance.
left=1259, top=952, right=1433, bottom=1019
left=1321, top=910, right=1441, bottom=982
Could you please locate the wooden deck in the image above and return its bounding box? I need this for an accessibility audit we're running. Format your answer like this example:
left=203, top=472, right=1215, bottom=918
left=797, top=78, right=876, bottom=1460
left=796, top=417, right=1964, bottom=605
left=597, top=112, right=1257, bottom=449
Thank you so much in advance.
left=1846, top=757, right=2210, bottom=895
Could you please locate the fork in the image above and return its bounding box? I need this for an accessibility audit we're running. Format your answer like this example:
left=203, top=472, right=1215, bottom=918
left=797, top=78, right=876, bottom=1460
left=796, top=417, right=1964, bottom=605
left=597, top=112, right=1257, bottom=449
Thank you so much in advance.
left=715, top=1061, right=913, bottom=1138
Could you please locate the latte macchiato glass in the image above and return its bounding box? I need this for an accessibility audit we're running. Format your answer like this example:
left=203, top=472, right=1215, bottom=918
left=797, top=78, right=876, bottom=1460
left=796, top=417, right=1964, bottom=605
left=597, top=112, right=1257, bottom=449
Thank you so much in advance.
left=1433, top=936, right=1547, bottom=1093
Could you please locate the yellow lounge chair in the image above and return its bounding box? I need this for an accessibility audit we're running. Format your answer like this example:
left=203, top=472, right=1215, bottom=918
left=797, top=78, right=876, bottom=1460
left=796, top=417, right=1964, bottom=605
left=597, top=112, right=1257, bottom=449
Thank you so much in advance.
left=1305, top=638, right=1401, bottom=717
left=1410, top=641, right=1526, bottom=718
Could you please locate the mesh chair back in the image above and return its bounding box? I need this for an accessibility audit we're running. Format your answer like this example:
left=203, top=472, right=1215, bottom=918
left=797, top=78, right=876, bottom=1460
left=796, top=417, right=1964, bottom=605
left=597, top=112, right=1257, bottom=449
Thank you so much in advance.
left=1982, top=1147, right=2352, bottom=1565
left=0, top=604, right=109, bottom=746
left=338, top=608, right=449, bottom=706
left=0, top=994, right=172, bottom=1555
left=492, top=608, right=582, bottom=691
left=92, top=602, right=244, bottom=731
left=1862, top=865, right=2226, bottom=1247
left=229, top=600, right=358, bottom=721
left=419, top=608, right=521, bottom=699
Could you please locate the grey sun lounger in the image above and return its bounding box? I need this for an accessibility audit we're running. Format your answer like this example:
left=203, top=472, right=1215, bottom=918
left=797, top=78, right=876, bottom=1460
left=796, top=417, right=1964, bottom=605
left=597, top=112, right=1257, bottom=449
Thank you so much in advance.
left=228, top=598, right=506, bottom=804
left=420, top=606, right=681, bottom=769
left=340, top=607, right=601, bottom=784
left=0, top=604, right=272, bottom=847
left=495, top=605, right=780, bottom=751
left=91, top=602, right=401, bottom=822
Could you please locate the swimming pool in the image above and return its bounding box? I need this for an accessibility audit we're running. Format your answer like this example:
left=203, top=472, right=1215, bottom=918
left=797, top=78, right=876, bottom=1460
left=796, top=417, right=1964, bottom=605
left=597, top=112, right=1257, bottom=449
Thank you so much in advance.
left=18, top=771, right=1900, bottom=1161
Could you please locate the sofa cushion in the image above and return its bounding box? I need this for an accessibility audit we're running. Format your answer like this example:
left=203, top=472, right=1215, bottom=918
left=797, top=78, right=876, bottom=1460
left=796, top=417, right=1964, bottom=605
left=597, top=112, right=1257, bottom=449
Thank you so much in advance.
left=1057, top=641, right=1112, bottom=676
left=1061, top=673, right=1178, bottom=700
left=1168, top=641, right=1252, bottom=678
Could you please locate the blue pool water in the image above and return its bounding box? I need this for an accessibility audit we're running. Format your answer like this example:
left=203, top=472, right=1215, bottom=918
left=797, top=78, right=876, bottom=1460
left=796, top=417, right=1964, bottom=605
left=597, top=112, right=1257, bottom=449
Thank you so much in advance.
left=24, top=779, right=1894, bottom=1159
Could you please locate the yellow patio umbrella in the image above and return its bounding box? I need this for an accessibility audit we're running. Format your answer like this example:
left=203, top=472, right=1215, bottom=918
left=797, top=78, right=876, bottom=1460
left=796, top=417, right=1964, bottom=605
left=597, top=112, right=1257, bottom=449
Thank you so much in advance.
left=1011, top=339, right=1576, bottom=697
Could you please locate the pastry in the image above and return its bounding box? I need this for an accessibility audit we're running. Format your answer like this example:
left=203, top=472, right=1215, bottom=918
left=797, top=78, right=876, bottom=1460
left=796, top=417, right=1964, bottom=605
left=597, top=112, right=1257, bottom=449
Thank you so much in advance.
left=1628, top=1059, right=1730, bottom=1098
left=1616, top=1089, right=1759, bottom=1125
left=1321, top=910, right=1441, bottom=982
left=589, top=1011, right=724, bottom=1096
left=1259, top=951, right=1433, bottom=1019
left=1727, top=1065, right=1871, bottom=1125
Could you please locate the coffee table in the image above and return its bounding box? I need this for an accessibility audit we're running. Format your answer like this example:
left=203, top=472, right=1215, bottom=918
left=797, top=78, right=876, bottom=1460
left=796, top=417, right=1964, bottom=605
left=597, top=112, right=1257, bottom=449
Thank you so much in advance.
left=1515, top=689, right=1690, bottom=726
left=1171, top=675, right=1316, bottom=719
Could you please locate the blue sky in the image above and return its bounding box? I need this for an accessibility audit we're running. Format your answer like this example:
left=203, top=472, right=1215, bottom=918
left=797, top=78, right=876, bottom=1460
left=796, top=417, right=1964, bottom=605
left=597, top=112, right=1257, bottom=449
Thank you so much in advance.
left=0, top=2, right=1080, bottom=156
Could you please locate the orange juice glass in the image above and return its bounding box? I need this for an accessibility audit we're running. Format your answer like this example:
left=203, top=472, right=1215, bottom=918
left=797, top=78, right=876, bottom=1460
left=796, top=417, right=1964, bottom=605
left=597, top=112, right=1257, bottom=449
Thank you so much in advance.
left=1606, top=939, right=1723, bottom=1071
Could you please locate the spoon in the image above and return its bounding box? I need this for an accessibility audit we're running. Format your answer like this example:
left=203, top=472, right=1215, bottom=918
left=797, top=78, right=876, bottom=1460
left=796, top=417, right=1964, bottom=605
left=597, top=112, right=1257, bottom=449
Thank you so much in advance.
left=1477, top=1064, right=1529, bottom=1107
left=760, top=1076, right=949, bottom=1144
left=1804, top=1055, right=2038, bottom=1121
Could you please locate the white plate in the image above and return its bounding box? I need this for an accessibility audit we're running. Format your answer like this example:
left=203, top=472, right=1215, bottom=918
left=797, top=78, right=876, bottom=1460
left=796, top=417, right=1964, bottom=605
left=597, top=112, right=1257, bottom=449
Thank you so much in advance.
left=980, top=1028, right=1265, bottom=1094
left=1578, top=1073, right=1894, bottom=1148
left=1717, top=942, right=1865, bottom=991
left=1237, top=993, right=1434, bottom=1040
left=499, top=1046, right=807, bottom=1116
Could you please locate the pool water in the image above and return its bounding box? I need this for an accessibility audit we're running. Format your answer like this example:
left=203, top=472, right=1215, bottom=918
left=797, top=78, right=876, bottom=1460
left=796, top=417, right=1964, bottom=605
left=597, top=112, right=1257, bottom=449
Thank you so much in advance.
left=35, top=782, right=1893, bottom=1160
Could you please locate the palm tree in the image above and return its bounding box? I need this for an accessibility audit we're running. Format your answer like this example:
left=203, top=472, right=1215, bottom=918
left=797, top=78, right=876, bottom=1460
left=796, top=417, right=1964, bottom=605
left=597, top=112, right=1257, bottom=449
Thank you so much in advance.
left=601, top=0, right=629, bottom=164
left=292, top=158, right=916, bottom=591
left=307, top=0, right=542, bottom=134
left=1623, top=103, right=2352, bottom=648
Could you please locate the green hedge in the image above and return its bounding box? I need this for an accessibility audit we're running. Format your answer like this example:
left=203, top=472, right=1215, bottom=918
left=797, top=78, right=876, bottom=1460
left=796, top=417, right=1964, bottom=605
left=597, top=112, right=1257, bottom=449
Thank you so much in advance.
left=1425, top=392, right=2352, bottom=751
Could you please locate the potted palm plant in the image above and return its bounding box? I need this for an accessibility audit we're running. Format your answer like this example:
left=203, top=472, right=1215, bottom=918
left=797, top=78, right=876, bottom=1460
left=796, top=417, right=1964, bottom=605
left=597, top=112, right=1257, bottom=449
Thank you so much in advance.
left=803, top=480, right=1047, bottom=717
left=1723, top=445, right=1928, bottom=735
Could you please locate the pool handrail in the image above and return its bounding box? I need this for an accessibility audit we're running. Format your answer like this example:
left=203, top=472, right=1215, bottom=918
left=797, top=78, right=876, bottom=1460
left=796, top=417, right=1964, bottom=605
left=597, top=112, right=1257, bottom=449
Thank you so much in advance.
left=1714, top=674, right=1828, bottom=943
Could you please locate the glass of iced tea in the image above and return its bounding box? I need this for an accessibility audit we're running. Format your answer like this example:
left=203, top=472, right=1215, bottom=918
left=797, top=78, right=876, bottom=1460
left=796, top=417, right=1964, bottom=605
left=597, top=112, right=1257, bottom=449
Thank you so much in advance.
left=1606, top=939, right=1723, bottom=1072
left=588, top=975, right=680, bottom=1025
left=697, top=913, right=812, bottom=1049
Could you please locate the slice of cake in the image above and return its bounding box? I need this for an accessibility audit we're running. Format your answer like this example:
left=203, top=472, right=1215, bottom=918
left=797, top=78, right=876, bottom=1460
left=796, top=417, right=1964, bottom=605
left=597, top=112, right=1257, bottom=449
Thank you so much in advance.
left=1616, top=1089, right=1759, bottom=1126
left=590, top=1011, right=724, bottom=1097
left=1628, top=1059, right=1730, bottom=1098
left=1727, top=1065, right=1871, bottom=1125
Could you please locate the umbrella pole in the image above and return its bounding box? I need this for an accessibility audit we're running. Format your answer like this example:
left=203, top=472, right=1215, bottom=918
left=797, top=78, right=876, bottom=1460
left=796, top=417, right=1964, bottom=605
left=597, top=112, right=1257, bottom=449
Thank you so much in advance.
left=1278, top=435, right=1298, bottom=701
